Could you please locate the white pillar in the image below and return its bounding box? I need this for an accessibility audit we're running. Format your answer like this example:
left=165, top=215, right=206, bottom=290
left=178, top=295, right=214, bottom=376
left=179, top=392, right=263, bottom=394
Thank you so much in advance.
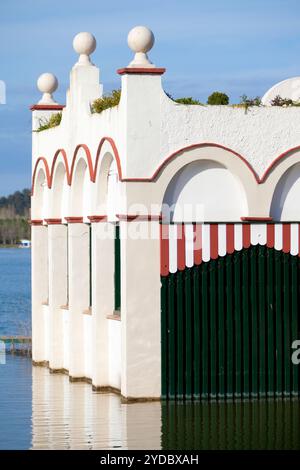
left=120, top=220, right=161, bottom=399
left=68, top=222, right=89, bottom=379
left=48, top=222, right=68, bottom=371
left=91, top=220, right=115, bottom=388
left=31, top=223, right=48, bottom=363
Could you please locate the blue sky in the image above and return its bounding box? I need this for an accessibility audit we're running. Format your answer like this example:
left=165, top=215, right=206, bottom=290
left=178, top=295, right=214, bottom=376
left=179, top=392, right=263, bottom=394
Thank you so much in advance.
left=0, top=0, right=300, bottom=195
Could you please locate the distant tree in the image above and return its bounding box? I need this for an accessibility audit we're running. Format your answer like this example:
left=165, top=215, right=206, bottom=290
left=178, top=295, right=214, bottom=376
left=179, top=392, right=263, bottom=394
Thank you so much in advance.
left=207, top=92, right=229, bottom=105
left=0, top=189, right=31, bottom=245
left=175, top=97, right=202, bottom=105
left=0, top=188, right=30, bottom=218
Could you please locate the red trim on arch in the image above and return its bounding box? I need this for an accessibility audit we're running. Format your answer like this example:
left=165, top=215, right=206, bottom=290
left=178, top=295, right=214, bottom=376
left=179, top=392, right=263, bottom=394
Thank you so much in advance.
left=30, top=140, right=265, bottom=196
left=260, top=145, right=300, bottom=183
left=32, top=137, right=122, bottom=195
left=122, top=142, right=260, bottom=183
left=31, top=157, right=51, bottom=196
left=70, top=144, right=94, bottom=182
left=94, top=137, right=122, bottom=181
left=32, top=140, right=300, bottom=208
left=50, top=149, right=71, bottom=187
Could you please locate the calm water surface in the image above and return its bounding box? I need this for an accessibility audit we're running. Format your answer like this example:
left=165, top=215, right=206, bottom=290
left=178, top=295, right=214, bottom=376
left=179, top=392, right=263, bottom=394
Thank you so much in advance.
left=0, top=249, right=31, bottom=336
left=0, top=248, right=300, bottom=450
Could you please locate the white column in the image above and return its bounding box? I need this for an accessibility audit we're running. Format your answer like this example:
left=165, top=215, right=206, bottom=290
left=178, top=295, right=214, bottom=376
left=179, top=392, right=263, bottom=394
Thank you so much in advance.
left=120, top=220, right=161, bottom=399
left=48, top=223, right=68, bottom=370
left=91, top=221, right=115, bottom=388
left=31, top=223, right=48, bottom=363
left=68, top=222, right=89, bottom=379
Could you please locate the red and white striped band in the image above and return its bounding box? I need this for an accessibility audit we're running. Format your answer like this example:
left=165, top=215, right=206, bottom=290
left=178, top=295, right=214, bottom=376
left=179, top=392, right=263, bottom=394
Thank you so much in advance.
left=160, top=223, right=300, bottom=276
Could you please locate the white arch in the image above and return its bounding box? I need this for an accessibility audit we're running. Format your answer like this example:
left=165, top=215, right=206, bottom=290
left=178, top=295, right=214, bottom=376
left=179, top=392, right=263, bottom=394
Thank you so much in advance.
left=32, top=167, right=48, bottom=220
left=162, top=159, right=248, bottom=222
left=50, top=162, right=68, bottom=219
left=270, top=163, right=300, bottom=221
left=93, top=151, right=121, bottom=220
left=70, top=157, right=91, bottom=218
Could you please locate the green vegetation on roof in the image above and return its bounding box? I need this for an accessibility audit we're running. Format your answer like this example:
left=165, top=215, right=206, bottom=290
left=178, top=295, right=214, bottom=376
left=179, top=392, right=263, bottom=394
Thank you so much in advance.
left=35, top=112, right=62, bottom=132
left=91, top=89, right=121, bottom=114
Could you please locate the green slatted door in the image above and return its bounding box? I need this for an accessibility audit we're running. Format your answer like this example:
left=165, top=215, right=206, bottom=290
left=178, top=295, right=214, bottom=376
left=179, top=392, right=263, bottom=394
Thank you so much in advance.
left=161, top=246, right=300, bottom=400
left=114, top=224, right=121, bottom=313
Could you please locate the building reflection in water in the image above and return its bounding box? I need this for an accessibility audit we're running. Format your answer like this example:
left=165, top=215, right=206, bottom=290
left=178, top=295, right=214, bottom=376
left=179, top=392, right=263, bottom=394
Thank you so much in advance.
left=31, top=366, right=161, bottom=450
left=161, top=400, right=300, bottom=450
left=32, top=366, right=300, bottom=450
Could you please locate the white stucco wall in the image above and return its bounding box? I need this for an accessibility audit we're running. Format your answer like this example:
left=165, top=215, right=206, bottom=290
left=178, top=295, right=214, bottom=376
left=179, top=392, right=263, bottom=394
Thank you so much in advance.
left=43, top=304, right=50, bottom=363
left=83, top=314, right=93, bottom=379
left=108, top=319, right=121, bottom=390
left=62, top=308, right=69, bottom=371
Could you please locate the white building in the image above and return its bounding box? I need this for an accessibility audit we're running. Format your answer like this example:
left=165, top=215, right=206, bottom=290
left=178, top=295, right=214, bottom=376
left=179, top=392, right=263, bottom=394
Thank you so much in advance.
left=19, top=239, right=31, bottom=248
left=31, top=27, right=300, bottom=400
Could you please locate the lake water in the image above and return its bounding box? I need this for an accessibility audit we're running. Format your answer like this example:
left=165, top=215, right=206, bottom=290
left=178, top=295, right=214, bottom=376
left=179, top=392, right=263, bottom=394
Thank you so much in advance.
left=0, top=248, right=300, bottom=450
left=0, top=249, right=31, bottom=336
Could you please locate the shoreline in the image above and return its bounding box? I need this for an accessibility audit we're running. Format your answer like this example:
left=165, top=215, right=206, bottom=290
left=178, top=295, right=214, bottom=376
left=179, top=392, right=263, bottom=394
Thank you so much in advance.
left=0, top=245, right=31, bottom=249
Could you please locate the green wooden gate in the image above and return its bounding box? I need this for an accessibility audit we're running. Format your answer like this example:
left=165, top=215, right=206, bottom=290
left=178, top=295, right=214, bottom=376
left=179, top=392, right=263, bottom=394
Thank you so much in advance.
left=161, top=245, right=300, bottom=400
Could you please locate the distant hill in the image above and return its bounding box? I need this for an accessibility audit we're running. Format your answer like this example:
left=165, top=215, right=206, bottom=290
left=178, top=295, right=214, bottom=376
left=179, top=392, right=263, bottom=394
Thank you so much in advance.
left=0, top=189, right=30, bottom=219
left=0, top=189, right=31, bottom=245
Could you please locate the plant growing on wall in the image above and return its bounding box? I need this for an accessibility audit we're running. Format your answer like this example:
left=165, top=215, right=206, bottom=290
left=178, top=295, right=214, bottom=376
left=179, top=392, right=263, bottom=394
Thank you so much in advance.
left=35, top=112, right=62, bottom=132
left=207, top=92, right=229, bottom=105
left=91, top=89, right=121, bottom=113
left=239, top=95, right=261, bottom=110
left=270, top=95, right=294, bottom=106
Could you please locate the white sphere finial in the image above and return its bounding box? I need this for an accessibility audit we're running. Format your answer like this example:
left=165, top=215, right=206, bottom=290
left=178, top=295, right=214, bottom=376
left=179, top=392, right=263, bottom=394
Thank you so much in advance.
left=127, top=26, right=155, bottom=68
left=73, top=32, right=96, bottom=66
left=37, top=73, right=58, bottom=104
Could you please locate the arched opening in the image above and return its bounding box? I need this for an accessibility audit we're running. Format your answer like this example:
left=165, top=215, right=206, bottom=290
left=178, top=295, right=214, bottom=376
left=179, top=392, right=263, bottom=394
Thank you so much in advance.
left=95, top=153, right=121, bottom=310
left=162, top=159, right=248, bottom=222
left=107, top=159, right=120, bottom=222
left=51, top=162, right=68, bottom=219
left=270, top=163, right=300, bottom=221
left=32, top=167, right=48, bottom=220
left=71, top=159, right=86, bottom=217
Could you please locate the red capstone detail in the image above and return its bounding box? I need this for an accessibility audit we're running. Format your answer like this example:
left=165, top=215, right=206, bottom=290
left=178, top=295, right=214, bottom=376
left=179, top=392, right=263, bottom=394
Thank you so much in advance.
left=117, top=67, right=166, bottom=75
left=30, top=104, right=65, bottom=111
left=65, top=217, right=84, bottom=223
